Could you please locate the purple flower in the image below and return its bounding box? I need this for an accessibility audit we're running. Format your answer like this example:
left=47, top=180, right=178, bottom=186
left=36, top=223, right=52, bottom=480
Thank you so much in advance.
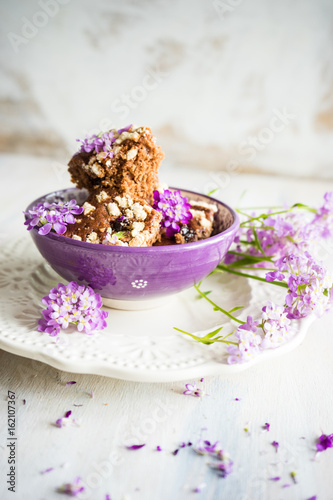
left=117, top=124, right=133, bottom=134
left=272, top=441, right=279, bottom=452
left=263, top=423, right=270, bottom=431
left=183, top=382, right=206, bottom=397
left=265, top=271, right=285, bottom=282
left=24, top=200, right=83, bottom=236
left=261, top=301, right=294, bottom=348
left=57, top=476, right=85, bottom=496
left=156, top=446, right=162, bottom=451
left=269, top=477, right=280, bottom=481
left=316, top=433, right=333, bottom=452
left=76, top=125, right=132, bottom=159
left=38, top=281, right=108, bottom=337
left=153, top=189, right=193, bottom=237
left=239, top=315, right=259, bottom=333
left=227, top=328, right=262, bottom=364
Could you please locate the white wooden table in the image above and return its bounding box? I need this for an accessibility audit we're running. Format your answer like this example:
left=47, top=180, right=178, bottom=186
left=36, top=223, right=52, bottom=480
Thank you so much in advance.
left=0, top=154, right=333, bottom=500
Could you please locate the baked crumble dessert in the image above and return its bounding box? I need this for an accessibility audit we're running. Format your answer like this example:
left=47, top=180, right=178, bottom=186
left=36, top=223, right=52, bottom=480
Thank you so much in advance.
left=64, top=190, right=162, bottom=247
left=68, top=125, right=164, bottom=204
left=61, top=125, right=225, bottom=247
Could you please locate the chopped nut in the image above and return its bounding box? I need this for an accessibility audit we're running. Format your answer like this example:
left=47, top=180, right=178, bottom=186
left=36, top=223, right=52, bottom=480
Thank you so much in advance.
left=114, top=196, right=128, bottom=208
left=107, top=202, right=121, bottom=217
left=132, top=202, right=147, bottom=221
left=96, top=152, right=107, bottom=161
left=126, top=148, right=138, bottom=161
left=96, top=191, right=109, bottom=203
left=83, top=202, right=96, bottom=215
left=129, top=230, right=151, bottom=247
left=89, top=162, right=104, bottom=177
left=72, top=235, right=82, bottom=241
left=86, top=232, right=99, bottom=244
left=125, top=209, right=134, bottom=218
left=131, top=221, right=145, bottom=237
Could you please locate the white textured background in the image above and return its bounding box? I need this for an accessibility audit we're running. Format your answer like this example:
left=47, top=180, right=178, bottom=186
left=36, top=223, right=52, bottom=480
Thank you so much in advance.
left=1, top=0, right=333, bottom=178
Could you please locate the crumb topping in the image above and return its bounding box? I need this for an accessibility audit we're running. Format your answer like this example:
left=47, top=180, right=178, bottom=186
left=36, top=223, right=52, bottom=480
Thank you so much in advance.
left=83, top=202, right=96, bottom=215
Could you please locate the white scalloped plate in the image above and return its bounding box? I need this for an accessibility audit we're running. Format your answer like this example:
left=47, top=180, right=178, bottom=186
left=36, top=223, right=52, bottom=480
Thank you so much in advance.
left=0, top=237, right=314, bottom=382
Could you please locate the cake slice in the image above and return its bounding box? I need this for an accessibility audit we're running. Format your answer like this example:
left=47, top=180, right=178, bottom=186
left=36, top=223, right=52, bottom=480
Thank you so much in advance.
left=174, top=200, right=218, bottom=244
left=68, top=126, right=164, bottom=204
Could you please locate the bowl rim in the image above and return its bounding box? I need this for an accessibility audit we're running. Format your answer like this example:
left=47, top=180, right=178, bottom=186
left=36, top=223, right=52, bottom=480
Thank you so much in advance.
left=24, top=187, right=240, bottom=253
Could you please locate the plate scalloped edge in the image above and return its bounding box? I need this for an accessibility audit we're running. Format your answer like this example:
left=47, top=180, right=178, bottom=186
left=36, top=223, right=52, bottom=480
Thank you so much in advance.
left=0, top=236, right=317, bottom=383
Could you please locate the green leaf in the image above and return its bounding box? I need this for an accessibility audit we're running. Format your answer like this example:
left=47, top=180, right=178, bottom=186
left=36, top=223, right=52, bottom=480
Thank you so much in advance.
left=252, top=226, right=266, bottom=256
left=173, top=327, right=238, bottom=346
left=228, top=306, right=244, bottom=313
left=193, top=283, right=245, bottom=324
left=197, top=290, right=212, bottom=299
left=207, top=188, right=220, bottom=196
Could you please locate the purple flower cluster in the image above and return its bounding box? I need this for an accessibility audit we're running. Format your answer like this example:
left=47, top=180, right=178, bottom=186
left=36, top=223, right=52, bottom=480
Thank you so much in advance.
left=193, top=438, right=233, bottom=478
left=227, top=192, right=333, bottom=267
left=220, top=193, right=333, bottom=364
left=227, top=316, right=262, bottom=364
left=227, top=304, right=295, bottom=364
left=261, top=302, right=294, bottom=348
left=153, top=189, right=193, bottom=237
left=24, top=200, right=83, bottom=236
left=274, top=253, right=333, bottom=319
left=76, top=125, right=132, bottom=159
left=38, top=281, right=108, bottom=337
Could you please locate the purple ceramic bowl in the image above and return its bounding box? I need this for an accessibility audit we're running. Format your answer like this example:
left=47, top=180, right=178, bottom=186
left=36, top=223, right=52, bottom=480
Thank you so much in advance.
left=25, top=188, right=239, bottom=310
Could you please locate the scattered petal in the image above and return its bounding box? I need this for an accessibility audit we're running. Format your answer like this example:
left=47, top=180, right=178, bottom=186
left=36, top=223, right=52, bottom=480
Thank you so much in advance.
left=125, top=444, right=145, bottom=450
left=57, top=476, right=85, bottom=496
left=66, top=381, right=77, bottom=386
left=193, top=483, right=207, bottom=493
left=41, top=467, right=54, bottom=474
left=272, top=441, right=279, bottom=452
left=316, top=433, right=333, bottom=452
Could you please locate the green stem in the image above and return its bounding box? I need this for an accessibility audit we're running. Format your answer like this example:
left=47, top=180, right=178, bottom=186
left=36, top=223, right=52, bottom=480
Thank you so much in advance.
left=217, top=265, right=289, bottom=289
left=174, top=327, right=238, bottom=346
left=194, top=284, right=245, bottom=324
left=228, top=251, right=273, bottom=262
